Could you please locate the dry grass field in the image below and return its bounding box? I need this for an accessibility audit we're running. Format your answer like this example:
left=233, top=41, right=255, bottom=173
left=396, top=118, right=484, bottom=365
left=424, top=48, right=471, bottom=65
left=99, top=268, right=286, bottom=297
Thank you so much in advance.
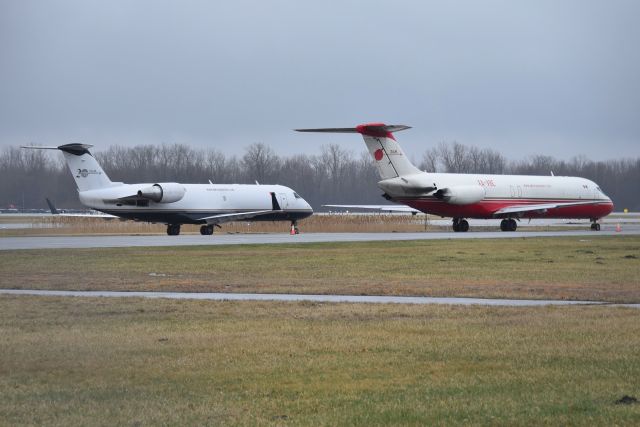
left=1, top=236, right=638, bottom=303
left=1, top=296, right=639, bottom=425
left=2, top=221, right=639, bottom=425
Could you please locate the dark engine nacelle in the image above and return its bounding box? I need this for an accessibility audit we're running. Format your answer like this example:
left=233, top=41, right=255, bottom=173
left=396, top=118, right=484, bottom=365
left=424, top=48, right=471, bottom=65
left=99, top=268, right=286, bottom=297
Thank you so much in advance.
left=433, top=185, right=485, bottom=205
left=137, top=183, right=186, bottom=203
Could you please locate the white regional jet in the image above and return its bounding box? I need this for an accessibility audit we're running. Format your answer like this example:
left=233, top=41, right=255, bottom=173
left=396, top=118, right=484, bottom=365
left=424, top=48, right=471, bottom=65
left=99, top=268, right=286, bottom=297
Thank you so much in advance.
left=296, top=123, right=613, bottom=232
left=24, top=144, right=313, bottom=235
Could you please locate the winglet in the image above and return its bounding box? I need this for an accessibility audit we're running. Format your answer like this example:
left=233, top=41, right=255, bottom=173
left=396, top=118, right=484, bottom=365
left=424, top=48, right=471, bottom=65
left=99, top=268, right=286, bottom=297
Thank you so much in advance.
left=45, top=198, right=59, bottom=215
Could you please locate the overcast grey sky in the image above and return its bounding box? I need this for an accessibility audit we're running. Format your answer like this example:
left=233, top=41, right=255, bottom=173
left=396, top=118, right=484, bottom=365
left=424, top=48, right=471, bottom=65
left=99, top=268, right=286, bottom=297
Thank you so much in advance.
left=1, top=0, right=638, bottom=160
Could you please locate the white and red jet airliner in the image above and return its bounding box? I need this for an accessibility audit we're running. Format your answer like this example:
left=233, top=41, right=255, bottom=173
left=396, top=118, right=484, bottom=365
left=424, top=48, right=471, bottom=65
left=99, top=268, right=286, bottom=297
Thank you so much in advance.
left=296, top=123, right=613, bottom=232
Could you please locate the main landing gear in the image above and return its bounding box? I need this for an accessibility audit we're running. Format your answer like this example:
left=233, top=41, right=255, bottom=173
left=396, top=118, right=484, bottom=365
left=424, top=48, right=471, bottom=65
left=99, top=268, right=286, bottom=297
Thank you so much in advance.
left=452, top=218, right=469, bottom=232
left=166, top=224, right=181, bottom=236
left=590, top=219, right=601, bottom=231
left=200, top=224, right=214, bottom=235
left=500, top=218, right=518, bottom=232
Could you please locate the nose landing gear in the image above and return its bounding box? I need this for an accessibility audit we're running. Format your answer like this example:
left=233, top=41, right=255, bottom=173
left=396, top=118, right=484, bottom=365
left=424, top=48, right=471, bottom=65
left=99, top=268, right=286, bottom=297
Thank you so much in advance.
left=590, top=220, right=601, bottom=231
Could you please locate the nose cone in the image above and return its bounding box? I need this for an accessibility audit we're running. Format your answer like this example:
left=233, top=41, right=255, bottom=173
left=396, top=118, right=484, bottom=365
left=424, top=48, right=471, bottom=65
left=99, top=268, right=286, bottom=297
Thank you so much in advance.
left=284, top=187, right=313, bottom=219
left=301, top=198, right=314, bottom=217
left=604, top=199, right=614, bottom=216
left=599, top=189, right=614, bottom=216
left=595, top=194, right=614, bottom=218
left=292, top=196, right=313, bottom=220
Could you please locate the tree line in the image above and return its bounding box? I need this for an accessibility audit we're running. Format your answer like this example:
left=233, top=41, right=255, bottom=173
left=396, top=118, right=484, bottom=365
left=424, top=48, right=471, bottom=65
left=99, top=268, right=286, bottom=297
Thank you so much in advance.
left=1, top=142, right=638, bottom=211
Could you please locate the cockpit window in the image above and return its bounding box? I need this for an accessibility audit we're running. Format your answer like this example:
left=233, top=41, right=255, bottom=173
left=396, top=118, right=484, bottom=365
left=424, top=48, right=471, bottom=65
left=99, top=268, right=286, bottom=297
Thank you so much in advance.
left=596, top=187, right=602, bottom=192
left=293, top=192, right=301, bottom=199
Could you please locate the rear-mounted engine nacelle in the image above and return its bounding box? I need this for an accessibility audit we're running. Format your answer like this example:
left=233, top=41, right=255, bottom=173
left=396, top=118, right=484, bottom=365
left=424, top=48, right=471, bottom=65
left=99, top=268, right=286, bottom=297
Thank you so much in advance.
left=377, top=174, right=436, bottom=196
left=434, top=185, right=485, bottom=205
left=137, top=183, right=186, bottom=203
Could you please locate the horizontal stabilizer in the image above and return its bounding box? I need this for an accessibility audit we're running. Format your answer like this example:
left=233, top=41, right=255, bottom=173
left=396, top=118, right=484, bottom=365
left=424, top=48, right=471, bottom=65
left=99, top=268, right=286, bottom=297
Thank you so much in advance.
left=295, top=128, right=360, bottom=133
left=296, top=124, right=411, bottom=136
left=21, top=145, right=59, bottom=150
left=22, top=143, right=94, bottom=155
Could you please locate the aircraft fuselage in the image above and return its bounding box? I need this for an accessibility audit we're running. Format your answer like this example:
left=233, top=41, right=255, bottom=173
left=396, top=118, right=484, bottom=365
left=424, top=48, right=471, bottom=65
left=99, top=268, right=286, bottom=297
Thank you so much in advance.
left=80, top=183, right=313, bottom=225
left=392, top=172, right=613, bottom=220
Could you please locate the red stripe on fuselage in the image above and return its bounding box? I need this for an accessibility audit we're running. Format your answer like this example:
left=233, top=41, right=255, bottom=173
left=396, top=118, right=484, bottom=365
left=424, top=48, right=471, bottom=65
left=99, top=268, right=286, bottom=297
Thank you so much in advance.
left=396, top=198, right=614, bottom=219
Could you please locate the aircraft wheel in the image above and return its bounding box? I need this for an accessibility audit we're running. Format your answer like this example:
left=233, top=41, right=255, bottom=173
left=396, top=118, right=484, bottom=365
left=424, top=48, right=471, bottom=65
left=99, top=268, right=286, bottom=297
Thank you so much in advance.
left=167, top=224, right=181, bottom=236
left=452, top=218, right=460, bottom=232
left=200, top=225, right=212, bottom=235
left=591, top=223, right=600, bottom=231
left=501, top=219, right=517, bottom=232
left=459, top=219, right=469, bottom=232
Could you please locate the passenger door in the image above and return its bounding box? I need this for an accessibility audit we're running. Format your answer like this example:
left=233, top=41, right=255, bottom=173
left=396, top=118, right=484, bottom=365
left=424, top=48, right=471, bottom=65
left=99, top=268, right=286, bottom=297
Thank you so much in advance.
left=276, top=193, right=289, bottom=210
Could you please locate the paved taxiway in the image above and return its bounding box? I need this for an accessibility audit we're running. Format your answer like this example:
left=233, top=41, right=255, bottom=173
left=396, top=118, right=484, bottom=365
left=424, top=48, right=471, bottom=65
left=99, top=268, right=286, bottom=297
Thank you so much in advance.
left=3, top=289, right=638, bottom=308
left=1, top=225, right=639, bottom=251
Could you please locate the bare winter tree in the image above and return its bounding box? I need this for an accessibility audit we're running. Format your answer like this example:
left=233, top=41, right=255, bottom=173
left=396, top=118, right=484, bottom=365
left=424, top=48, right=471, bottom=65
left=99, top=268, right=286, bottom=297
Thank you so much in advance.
left=419, top=147, right=440, bottom=172
left=0, top=146, right=65, bottom=209
left=1, top=142, right=638, bottom=211
left=320, top=144, right=353, bottom=200
left=484, top=150, right=506, bottom=174
left=277, top=154, right=319, bottom=205
left=204, top=149, right=243, bottom=183
left=421, top=142, right=506, bottom=174
left=242, top=143, right=281, bottom=183
left=437, top=142, right=471, bottom=173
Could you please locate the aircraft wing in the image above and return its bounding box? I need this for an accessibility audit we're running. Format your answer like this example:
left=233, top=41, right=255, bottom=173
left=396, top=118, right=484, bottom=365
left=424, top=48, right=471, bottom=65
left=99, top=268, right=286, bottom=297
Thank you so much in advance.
left=198, top=210, right=274, bottom=225
left=51, top=212, right=119, bottom=219
left=323, top=204, right=421, bottom=214
left=492, top=200, right=603, bottom=217
left=46, top=198, right=119, bottom=220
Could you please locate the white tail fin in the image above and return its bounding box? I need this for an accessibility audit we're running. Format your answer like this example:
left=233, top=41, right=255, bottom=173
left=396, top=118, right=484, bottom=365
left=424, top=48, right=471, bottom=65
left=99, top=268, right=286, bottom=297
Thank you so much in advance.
left=296, top=123, right=421, bottom=180
left=22, top=144, right=113, bottom=191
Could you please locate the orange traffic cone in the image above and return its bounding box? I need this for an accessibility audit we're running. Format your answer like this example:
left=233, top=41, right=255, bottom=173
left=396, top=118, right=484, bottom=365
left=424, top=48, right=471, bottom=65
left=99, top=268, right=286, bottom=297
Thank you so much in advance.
left=290, top=224, right=296, bottom=235
left=616, top=224, right=622, bottom=232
